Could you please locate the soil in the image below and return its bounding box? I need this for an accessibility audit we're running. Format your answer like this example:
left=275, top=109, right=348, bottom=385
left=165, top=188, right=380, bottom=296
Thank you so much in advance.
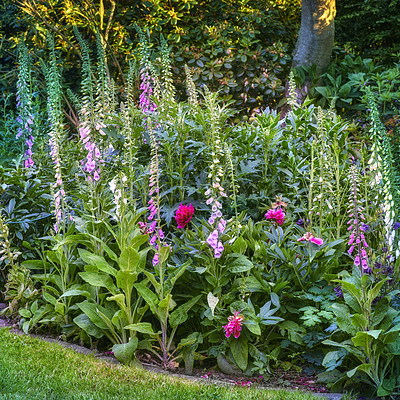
left=0, top=308, right=342, bottom=400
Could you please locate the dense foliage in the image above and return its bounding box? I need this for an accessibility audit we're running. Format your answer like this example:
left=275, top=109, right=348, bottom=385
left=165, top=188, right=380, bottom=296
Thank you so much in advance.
left=1, top=28, right=400, bottom=398
left=1, top=3, right=400, bottom=399
left=336, top=0, right=400, bottom=65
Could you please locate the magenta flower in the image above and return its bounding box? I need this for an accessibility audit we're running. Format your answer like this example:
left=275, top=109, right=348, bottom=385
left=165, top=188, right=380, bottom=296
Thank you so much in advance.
left=175, top=203, right=194, bottom=229
left=297, top=232, right=324, bottom=245
left=265, top=208, right=285, bottom=226
left=223, top=311, right=244, bottom=339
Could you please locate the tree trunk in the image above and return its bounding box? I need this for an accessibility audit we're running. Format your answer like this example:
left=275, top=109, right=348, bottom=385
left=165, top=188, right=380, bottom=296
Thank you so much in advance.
left=292, top=0, right=336, bottom=77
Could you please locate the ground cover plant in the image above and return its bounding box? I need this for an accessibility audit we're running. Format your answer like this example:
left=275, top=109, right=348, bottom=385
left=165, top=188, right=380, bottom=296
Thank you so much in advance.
left=1, top=10, right=400, bottom=400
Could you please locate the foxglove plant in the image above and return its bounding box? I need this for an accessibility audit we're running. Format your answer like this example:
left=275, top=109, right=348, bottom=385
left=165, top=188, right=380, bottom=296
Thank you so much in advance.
left=139, top=118, right=166, bottom=266
left=347, top=165, right=369, bottom=272
left=365, top=87, right=398, bottom=256
left=109, top=173, right=128, bottom=221
left=73, top=28, right=105, bottom=184
left=204, top=90, right=228, bottom=259
left=45, top=34, right=68, bottom=234
left=15, top=42, right=35, bottom=169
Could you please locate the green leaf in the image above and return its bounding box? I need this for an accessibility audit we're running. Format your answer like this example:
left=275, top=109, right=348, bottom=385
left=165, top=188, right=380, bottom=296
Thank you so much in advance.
left=230, top=237, right=247, bottom=254
left=351, top=330, right=381, bottom=348
left=78, top=272, right=116, bottom=292
left=230, top=335, right=248, bottom=371
left=228, top=254, right=253, bottom=273
left=350, top=313, right=368, bottom=330
left=164, top=261, right=189, bottom=293
left=158, top=245, right=171, bottom=266
left=19, top=309, right=32, bottom=318
left=60, top=290, right=90, bottom=298
left=372, top=297, right=389, bottom=327
left=347, top=363, right=372, bottom=378
left=170, top=295, right=202, bottom=328
left=124, top=322, right=156, bottom=335
left=322, top=349, right=347, bottom=371
left=43, top=292, right=57, bottom=306
left=243, top=319, right=261, bottom=335
left=143, top=271, right=161, bottom=293
left=331, top=303, right=357, bottom=335
left=116, top=270, right=138, bottom=294
left=112, top=337, right=138, bottom=365
left=119, top=247, right=140, bottom=272
left=78, top=248, right=117, bottom=276
left=73, top=313, right=104, bottom=339
left=134, top=283, right=158, bottom=315
left=107, top=294, right=126, bottom=311
left=77, top=301, right=114, bottom=330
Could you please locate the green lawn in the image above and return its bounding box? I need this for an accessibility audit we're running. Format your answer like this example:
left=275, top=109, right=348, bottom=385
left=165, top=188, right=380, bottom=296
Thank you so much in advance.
left=0, top=328, right=321, bottom=400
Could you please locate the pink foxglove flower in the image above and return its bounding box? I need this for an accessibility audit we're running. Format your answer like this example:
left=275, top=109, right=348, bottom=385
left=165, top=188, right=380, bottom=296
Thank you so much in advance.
left=265, top=208, right=285, bottom=226
left=223, top=311, right=244, bottom=339
left=175, top=203, right=194, bottom=229
left=297, top=231, right=323, bottom=245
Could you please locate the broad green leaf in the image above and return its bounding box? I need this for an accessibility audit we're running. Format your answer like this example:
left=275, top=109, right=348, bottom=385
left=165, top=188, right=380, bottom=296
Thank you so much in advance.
left=352, top=330, right=381, bottom=348
left=107, top=294, right=126, bottom=311
left=368, top=279, right=388, bottom=304
left=79, top=272, right=116, bottom=293
left=170, top=295, right=201, bottom=328
left=243, top=319, right=261, bottom=335
left=230, top=335, right=248, bottom=371
left=372, top=297, right=389, bottom=327
left=116, top=270, right=138, bottom=294
left=77, top=301, right=114, bottom=330
left=322, top=349, right=347, bottom=371
left=228, top=254, right=253, bottom=273
left=119, top=247, right=140, bottom=272
left=43, top=292, right=57, bottom=306
left=158, top=245, right=171, bottom=266
left=350, top=313, right=368, bottom=330
left=134, top=283, right=158, bottom=315
left=377, top=376, right=396, bottom=397
left=347, top=363, right=372, bottom=378
left=164, top=261, right=189, bottom=293
left=143, top=271, right=161, bottom=293
left=124, top=322, right=156, bottom=335
left=19, top=309, right=32, bottom=318
left=73, top=313, right=104, bottom=339
left=129, top=235, right=149, bottom=250
left=112, top=337, right=138, bottom=365
left=78, top=248, right=117, bottom=276
left=331, top=303, right=357, bottom=335
left=230, top=237, right=247, bottom=254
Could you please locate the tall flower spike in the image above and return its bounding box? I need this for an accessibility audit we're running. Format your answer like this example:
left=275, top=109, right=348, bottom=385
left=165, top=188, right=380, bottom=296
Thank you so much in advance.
left=46, top=33, right=70, bottom=234
left=16, top=42, right=35, bottom=169
left=204, top=89, right=228, bottom=259
left=347, top=165, right=369, bottom=272
left=146, top=117, right=166, bottom=266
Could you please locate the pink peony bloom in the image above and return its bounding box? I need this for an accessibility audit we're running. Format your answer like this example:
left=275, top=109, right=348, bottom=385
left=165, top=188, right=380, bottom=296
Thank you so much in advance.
left=175, top=203, right=194, bottom=229
left=223, top=311, right=244, bottom=339
left=265, top=208, right=285, bottom=226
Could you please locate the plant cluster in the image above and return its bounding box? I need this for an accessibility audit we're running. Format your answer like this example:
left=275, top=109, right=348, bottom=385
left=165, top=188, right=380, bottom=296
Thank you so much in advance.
left=1, top=30, right=400, bottom=399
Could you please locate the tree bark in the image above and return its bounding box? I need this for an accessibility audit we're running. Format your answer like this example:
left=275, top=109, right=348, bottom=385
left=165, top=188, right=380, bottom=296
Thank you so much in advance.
left=292, top=0, right=336, bottom=77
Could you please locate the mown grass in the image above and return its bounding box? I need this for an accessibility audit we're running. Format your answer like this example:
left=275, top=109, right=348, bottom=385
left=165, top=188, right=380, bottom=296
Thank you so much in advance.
left=0, top=328, right=321, bottom=400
